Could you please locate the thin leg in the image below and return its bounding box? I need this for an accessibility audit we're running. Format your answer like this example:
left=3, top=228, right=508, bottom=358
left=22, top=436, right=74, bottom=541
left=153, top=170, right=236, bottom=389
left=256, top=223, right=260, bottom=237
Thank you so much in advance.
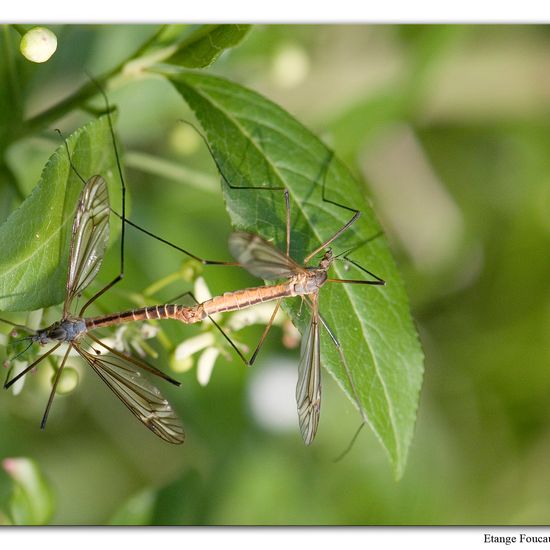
left=180, top=120, right=292, bottom=250
left=109, top=212, right=239, bottom=267
left=283, top=190, right=291, bottom=257
left=249, top=299, right=282, bottom=366
left=326, top=277, right=385, bottom=286
left=40, top=344, right=72, bottom=430
left=57, top=131, right=238, bottom=269
left=179, top=120, right=287, bottom=193
left=332, top=423, right=366, bottom=463
left=79, top=275, right=122, bottom=317
left=176, top=291, right=251, bottom=367
left=327, top=246, right=386, bottom=285
left=304, top=151, right=377, bottom=265
left=77, top=80, right=126, bottom=316
left=304, top=295, right=369, bottom=428
left=4, top=342, right=63, bottom=389
left=163, top=290, right=280, bottom=368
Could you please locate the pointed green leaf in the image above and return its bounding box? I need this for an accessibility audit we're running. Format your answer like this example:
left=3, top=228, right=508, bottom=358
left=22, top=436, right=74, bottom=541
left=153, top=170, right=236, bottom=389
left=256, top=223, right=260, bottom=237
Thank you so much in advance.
left=109, top=489, right=156, bottom=525
left=164, top=24, right=251, bottom=68
left=2, top=457, right=55, bottom=525
left=0, top=113, right=122, bottom=312
left=167, top=71, right=424, bottom=478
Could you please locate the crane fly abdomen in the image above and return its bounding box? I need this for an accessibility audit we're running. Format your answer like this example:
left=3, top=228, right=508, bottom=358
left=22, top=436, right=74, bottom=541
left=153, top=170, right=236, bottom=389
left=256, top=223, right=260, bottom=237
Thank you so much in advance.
left=201, top=283, right=294, bottom=317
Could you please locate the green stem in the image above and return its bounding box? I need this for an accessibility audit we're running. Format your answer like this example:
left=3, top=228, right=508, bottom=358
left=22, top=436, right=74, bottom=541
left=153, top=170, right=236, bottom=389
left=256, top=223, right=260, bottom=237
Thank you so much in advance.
left=20, top=25, right=169, bottom=139
left=125, top=151, right=218, bottom=193
left=143, top=272, right=182, bottom=297
left=2, top=25, right=22, bottom=125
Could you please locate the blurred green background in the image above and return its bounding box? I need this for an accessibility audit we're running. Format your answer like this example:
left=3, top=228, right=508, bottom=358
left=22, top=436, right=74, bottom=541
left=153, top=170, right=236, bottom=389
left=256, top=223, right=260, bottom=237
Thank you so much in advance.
left=1, top=24, right=550, bottom=525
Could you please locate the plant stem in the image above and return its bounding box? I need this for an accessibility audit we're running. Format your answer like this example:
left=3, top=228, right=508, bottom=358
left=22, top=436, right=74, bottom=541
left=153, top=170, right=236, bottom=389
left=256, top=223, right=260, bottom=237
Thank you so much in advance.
left=2, top=25, right=22, bottom=126
left=20, top=25, right=169, bottom=139
left=143, top=272, right=182, bottom=297
left=125, top=151, right=218, bottom=193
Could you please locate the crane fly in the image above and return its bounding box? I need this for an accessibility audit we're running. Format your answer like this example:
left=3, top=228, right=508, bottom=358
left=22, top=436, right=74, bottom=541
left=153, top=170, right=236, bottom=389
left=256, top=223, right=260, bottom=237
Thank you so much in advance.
left=0, top=80, right=240, bottom=443
left=0, top=77, right=192, bottom=444
left=81, top=190, right=385, bottom=444
left=1, top=79, right=239, bottom=443
left=3, top=175, right=185, bottom=444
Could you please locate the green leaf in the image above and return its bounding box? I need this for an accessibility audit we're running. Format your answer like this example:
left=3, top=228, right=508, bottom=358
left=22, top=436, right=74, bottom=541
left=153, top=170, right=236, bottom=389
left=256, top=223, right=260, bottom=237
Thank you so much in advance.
left=111, top=471, right=207, bottom=526
left=164, top=25, right=251, bottom=68
left=150, top=470, right=206, bottom=524
left=167, top=71, right=424, bottom=478
left=109, top=489, right=156, bottom=525
left=0, top=113, right=122, bottom=312
left=2, top=457, right=55, bottom=525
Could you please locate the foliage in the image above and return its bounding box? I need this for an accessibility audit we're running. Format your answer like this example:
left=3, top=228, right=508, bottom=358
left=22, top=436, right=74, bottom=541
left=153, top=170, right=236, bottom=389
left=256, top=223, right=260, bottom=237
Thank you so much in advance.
left=1, top=24, right=546, bottom=526
left=1, top=457, right=54, bottom=525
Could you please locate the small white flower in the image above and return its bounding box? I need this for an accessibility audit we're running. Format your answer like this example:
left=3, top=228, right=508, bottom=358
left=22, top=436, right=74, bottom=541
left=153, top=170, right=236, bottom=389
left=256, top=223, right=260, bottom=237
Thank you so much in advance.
left=194, top=276, right=212, bottom=303
left=140, top=323, right=159, bottom=340
left=175, top=332, right=215, bottom=361
left=197, top=347, right=220, bottom=386
left=9, top=360, right=28, bottom=396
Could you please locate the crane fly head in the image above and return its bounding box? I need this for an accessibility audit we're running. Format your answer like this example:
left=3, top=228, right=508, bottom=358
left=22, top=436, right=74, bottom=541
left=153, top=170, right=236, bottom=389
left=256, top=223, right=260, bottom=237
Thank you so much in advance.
left=319, top=248, right=334, bottom=271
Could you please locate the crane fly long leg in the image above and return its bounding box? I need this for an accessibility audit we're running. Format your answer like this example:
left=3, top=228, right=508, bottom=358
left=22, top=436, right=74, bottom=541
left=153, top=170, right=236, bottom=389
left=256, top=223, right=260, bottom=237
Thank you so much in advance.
left=110, top=213, right=239, bottom=267
left=310, top=298, right=369, bottom=428
left=303, top=211, right=360, bottom=265
left=283, top=189, right=291, bottom=257
left=249, top=299, right=282, bottom=366
left=170, top=291, right=251, bottom=367
left=332, top=423, right=366, bottom=463
left=75, top=337, right=185, bottom=444
left=77, top=77, right=127, bottom=317
left=41, top=344, right=72, bottom=430
left=4, top=342, right=63, bottom=390
left=326, top=278, right=385, bottom=286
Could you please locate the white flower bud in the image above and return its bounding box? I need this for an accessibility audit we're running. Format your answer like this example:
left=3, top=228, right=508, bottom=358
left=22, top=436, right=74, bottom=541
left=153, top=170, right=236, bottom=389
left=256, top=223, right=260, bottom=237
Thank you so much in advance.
left=174, top=332, right=214, bottom=360
left=20, top=27, right=57, bottom=63
left=197, top=347, right=219, bottom=386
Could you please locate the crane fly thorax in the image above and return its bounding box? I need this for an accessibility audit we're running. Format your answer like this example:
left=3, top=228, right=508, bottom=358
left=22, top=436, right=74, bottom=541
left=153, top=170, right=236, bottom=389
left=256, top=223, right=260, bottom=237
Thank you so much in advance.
left=291, top=248, right=333, bottom=295
left=35, top=318, right=87, bottom=344
left=291, top=268, right=328, bottom=295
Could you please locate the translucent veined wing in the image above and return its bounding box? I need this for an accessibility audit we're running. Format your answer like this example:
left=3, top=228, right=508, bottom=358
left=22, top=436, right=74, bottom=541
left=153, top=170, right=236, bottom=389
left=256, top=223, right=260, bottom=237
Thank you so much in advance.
left=229, top=232, right=302, bottom=280
left=76, top=337, right=185, bottom=444
left=64, top=175, right=110, bottom=316
left=295, top=296, right=321, bottom=445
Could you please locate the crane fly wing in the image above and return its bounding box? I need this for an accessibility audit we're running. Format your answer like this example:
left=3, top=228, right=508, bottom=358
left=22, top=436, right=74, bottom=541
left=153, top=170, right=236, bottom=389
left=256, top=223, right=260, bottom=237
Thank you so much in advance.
left=229, top=232, right=302, bottom=280
left=295, top=297, right=321, bottom=445
left=76, top=340, right=185, bottom=444
left=64, top=175, right=110, bottom=316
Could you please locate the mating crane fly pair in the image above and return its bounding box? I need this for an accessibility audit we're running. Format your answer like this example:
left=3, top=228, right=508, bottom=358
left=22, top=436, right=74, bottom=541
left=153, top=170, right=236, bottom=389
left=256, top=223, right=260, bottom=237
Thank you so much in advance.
left=1, top=98, right=385, bottom=446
